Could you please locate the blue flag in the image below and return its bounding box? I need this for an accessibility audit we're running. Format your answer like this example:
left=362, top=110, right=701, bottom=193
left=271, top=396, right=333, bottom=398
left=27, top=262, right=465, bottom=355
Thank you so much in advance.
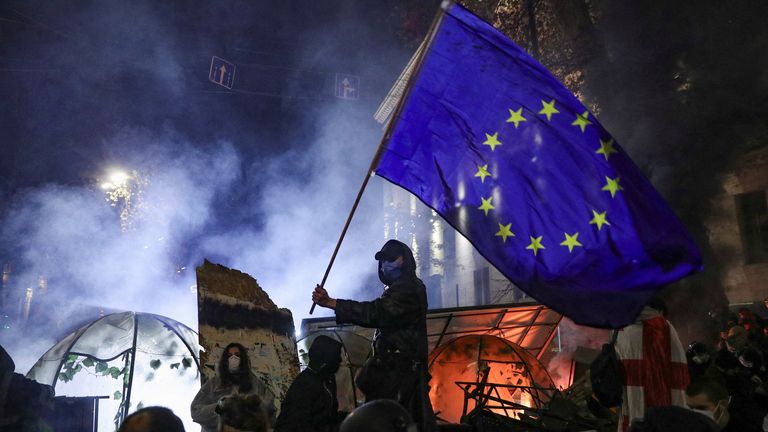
left=374, top=3, right=702, bottom=328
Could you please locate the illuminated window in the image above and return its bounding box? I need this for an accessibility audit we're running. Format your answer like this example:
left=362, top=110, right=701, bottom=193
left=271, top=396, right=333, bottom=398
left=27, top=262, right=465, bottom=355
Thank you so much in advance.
left=736, top=190, right=768, bottom=264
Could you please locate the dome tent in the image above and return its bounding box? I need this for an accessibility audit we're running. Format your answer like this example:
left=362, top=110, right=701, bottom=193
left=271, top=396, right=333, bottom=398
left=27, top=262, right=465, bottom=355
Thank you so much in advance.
left=27, top=312, right=201, bottom=431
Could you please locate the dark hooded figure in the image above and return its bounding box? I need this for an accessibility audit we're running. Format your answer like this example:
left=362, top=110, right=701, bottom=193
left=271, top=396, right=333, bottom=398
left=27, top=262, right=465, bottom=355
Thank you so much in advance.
left=312, top=239, right=436, bottom=432
left=275, top=335, right=345, bottom=432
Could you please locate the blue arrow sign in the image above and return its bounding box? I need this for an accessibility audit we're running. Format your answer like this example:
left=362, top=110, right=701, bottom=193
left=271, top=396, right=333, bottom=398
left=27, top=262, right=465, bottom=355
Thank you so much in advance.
left=209, top=56, right=236, bottom=89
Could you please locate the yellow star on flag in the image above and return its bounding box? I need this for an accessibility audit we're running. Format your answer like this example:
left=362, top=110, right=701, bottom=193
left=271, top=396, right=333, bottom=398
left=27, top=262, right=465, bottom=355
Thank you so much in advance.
left=495, top=222, right=515, bottom=242
left=601, top=176, right=624, bottom=198
left=478, top=196, right=495, bottom=216
left=571, top=111, right=592, bottom=133
left=538, top=99, right=560, bottom=121
left=526, top=236, right=545, bottom=256
left=596, top=138, right=618, bottom=160
left=474, top=164, right=490, bottom=183
left=483, top=132, right=502, bottom=151
left=589, top=210, right=610, bottom=230
left=560, top=232, right=583, bottom=253
left=506, top=108, right=527, bottom=128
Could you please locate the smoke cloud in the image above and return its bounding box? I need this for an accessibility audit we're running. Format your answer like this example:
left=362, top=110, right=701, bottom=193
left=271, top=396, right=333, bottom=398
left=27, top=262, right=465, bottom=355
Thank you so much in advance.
left=0, top=0, right=425, bottom=379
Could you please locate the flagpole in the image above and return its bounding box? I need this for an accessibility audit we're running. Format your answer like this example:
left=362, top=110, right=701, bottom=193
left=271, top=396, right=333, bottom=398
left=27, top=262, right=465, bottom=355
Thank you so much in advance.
left=309, top=3, right=449, bottom=315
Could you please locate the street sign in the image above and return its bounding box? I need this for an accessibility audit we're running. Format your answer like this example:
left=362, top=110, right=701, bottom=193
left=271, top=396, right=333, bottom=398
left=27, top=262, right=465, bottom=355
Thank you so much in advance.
left=209, top=56, right=236, bottom=89
left=335, top=73, right=360, bottom=100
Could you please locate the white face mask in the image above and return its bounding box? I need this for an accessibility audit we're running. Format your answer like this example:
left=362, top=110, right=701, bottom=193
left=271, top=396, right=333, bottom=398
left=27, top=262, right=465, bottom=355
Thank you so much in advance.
left=688, top=398, right=729, bottom=430
left=712, top=399, right=730, bottom=429
left=227, top=355, right=241, bottom=372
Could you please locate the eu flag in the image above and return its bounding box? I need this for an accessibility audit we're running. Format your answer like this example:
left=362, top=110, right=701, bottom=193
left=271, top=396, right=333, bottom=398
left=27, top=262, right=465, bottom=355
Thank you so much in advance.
left=374, top=3, right=702, bottom=328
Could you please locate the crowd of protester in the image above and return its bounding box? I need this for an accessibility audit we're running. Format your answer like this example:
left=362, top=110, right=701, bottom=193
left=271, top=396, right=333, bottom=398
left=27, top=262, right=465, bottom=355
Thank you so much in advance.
left=6, top=292, right=768, bottom=432
left=675, top=304, right=768, bottom=431
left=177, top=298, right=768, bottom=432
left=159, top=298, right=768, bottom=432
left=616, top=301, right=768, bottom=432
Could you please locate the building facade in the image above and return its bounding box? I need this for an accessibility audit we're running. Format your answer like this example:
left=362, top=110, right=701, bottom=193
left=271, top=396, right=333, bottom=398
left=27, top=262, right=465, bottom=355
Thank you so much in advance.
left=706, top=146, right=768, bottom=305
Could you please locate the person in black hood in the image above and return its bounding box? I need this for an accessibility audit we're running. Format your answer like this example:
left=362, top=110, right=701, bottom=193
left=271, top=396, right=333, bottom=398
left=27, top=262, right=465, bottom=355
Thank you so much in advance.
left=275, top=335, right=346, bottom=432
left=312, top=240, right=436, bottom=432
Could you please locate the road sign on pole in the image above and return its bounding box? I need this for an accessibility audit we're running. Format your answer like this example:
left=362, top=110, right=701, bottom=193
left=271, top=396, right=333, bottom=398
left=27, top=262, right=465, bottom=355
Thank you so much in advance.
left=335, top=73, right=360, bottom=100
left=209, top=56, right=236, bottom=90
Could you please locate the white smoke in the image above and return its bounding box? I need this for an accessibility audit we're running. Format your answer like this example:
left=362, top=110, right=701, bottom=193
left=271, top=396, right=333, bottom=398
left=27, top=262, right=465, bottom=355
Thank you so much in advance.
left=199, top=102, right=386, bottom=323
left=0, top=6, right=415, bottom=432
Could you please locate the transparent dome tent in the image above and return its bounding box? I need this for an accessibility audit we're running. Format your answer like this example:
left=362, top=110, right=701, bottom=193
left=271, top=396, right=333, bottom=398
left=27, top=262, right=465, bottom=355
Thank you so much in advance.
left=27, top=312, right=202, bottom=432
left=296, top=330, right=372, bottom=412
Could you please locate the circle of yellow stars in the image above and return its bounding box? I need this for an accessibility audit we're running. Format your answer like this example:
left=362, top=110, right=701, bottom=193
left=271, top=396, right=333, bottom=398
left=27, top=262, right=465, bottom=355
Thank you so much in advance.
left=473, top=98, right=624, bottom=257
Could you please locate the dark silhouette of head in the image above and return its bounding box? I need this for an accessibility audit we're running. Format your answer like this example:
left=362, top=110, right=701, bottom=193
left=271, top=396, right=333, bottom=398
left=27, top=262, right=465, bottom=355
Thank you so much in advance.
left=218, top=342, right=253, bottom=392
left=118, top=406, right=185, bottom=432
left=738, top=347, right=764, bottom=375
left=685, top=377, right=729, bottom=406
left=686, top=342, right=711, bottom=365
left=685, top=377, right=730, bottom=429
left=340, top=399, right=416, bottom=432
left=646, top=297, right=668, bottom=316
left=308, top=335, right=343, bottom=374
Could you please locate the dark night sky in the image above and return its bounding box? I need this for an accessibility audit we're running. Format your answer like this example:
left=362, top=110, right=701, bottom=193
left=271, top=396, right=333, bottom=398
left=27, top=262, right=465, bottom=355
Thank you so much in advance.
left=0, top=1, right=428, bottom=199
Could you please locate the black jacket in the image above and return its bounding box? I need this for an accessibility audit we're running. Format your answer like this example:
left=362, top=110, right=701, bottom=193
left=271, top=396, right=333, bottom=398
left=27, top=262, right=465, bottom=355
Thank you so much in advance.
left=335, top=275, right=429, bottom=363
left=275, top=368, right=341, bottom=432
left=335, top=240, right=436, bottom=432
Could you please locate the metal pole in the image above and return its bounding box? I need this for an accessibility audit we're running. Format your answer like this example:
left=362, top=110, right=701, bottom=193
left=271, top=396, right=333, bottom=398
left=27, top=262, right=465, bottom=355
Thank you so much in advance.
left=308, top=166, right=378, bottom=315
left=122, top=313, right=139, bottom=424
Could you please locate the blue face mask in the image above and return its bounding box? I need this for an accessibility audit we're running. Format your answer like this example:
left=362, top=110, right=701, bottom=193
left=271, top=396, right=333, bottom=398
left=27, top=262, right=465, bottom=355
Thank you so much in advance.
left=380, top=260, right=402, bottom=282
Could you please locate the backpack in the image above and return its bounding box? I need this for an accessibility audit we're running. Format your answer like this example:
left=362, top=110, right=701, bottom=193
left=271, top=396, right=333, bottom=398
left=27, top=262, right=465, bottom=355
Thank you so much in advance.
left=590, top=330, right=624, bottom=408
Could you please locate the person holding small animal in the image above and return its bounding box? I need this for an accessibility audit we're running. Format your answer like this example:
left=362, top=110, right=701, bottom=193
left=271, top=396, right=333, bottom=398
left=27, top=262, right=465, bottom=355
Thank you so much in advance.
left=191, top=342, right=277, bottom=432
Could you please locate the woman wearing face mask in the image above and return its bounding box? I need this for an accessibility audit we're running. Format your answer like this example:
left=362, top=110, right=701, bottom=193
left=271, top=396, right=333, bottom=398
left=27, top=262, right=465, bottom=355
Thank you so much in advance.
left=191, top=342, right=277, bottom=432
left=312, top=239, right=436, bottom=432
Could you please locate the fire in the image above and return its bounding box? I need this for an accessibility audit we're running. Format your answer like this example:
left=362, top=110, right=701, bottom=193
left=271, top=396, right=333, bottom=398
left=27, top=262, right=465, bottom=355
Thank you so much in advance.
left=428, top=334, right=555, bottom=423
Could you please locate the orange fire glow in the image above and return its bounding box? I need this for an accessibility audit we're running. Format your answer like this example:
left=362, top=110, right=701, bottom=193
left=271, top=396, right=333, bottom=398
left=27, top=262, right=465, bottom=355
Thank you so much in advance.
left=428, top=334, right=555, bottom=423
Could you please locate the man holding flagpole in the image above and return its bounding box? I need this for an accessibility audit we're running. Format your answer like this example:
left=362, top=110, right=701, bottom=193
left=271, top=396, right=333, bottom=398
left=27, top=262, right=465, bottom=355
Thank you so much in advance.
left=311, top=0, right=701, bottom=428
left=312, top=239, right=436, bottom=432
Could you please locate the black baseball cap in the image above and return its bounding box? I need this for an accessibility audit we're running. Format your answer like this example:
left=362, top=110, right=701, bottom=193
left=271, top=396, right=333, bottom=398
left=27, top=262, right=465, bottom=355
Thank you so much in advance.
left=374, top=239, right=406, bottom=262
